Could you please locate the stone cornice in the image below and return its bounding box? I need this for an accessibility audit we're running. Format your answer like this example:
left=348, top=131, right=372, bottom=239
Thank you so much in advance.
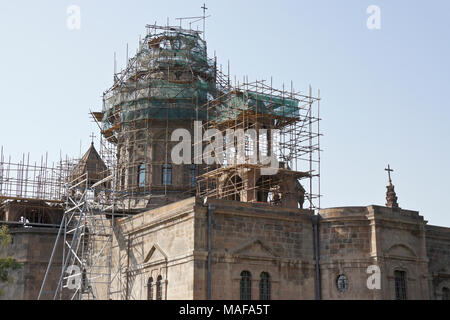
left=207, top=199, right=313, bottom=223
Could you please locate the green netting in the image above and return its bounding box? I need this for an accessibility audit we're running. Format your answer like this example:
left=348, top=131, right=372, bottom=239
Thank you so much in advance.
left=104, top=79, right=214, bottom=108
left=102, top=78, right=214, bottom=130
left=214, top=91, right=300, bottom=123
left=101, top=29, right=215, bottom=132
left=119, top=101, right=207, bottom=122
left=101, top=29, right=299, bottom=133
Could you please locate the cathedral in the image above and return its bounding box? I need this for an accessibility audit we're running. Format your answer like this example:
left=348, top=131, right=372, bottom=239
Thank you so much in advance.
left=0, top=24, right=449, bottom=300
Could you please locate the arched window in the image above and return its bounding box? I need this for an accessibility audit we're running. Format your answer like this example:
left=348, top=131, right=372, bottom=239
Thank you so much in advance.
left=336, top=274, right=349, bottom=293
left=442, top=287, right=450, bottom=300
left=121, top=168, right=126, bottom=190
left=259, top=272, right=271, bottom=300
left=394, top=270, right=407, bottom=300
left=240, top=271, right=252, bottom=300
left=81, top=268, right=88, bottom=293
left=244, top=133, right=255, bottom=157
left=138, top=164, right=146, bottom=187
left=156, top=275, right=163, bottom=300
left=162, top=164, right=172, bottom=185
left=190, top=164, right=196, bottom=187
left=147, top=277, right=153, bottom=300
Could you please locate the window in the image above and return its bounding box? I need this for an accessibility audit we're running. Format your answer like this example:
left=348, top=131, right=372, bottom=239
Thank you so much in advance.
left=240, top=271, right=252, bottom=300
left=121, top=168, right=126, bottom=189
left=336, top=274, right=349, bottom=293
left=138, top=164, right=146, bottom=187
left=442, top=287, right=449, bottom=300
left=81, top=268, right=88, bottom=293
left=147, top=277, right=153, bottom=300
left=156, top=275, right=163, bottom=300
left=244, top=134, right=254, bottom=157
left=162, top=164, right=172, bottom=185
left=394, top=270, right=407, bottom=300
left=190, top=164, right=196, bottom=187
left=259, top=272, right=271, bottom=300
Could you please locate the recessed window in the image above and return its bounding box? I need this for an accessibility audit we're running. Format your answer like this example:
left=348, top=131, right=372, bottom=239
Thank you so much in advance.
left=81, top=268, right=88, bottom=293
left=244, top=134, right=254, bottom=157
left=121, top=168, right=126, bottom=189
left=162, top=164, right=172, bottom=185
left=394, top=270, right=407, bottom=300
left=442, top=287, right=449, bottom=300
left=240, top=271, right=252, bottom=300
left=138, top=164, right=146, bottom=187
left=190, top=164, right=196, bottom=187
left=156, top=275, right=163, bottom=300
left=259, top=272, right=271, bottom=300
left=147, top=277, right=153, bottom=300
left=336, top=274, right=349, bottom=293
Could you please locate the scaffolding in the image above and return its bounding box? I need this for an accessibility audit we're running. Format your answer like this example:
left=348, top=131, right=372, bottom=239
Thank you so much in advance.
left=91, top=24, right=228, bottom=211
left=0, top=147, right=70, bottom=205
left=86, top=23, right=321, bottom=298
left=0, top=145, right=121, bottom=300
left=85, top=24, right=320, bottom=300
left=2, top=20, right=321, bottom=299
left=195, top=79, right=321, bottom=210
left=37, top=170, right=120, bottom=300
left=92, top=24, right=322, bottom=211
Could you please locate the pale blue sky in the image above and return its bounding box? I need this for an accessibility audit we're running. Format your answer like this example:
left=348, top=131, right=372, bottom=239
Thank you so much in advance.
left=0, top=1, right=449, bottom=226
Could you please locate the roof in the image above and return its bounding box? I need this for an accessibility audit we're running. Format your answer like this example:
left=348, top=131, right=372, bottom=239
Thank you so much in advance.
left=70, top=143, right=109, bottom=185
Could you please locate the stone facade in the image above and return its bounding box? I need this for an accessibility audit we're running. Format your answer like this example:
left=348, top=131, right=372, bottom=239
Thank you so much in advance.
left=425, top=225, right=450, bottom=300
left=319, top=206, right=430, bottom=299
left=0, top=226, right=66, bottom=300
left=105, top=197, right=316, bottom=300
left=1, top=195, right=449, bottom=300
left=100, top=198, right=450, bottom=300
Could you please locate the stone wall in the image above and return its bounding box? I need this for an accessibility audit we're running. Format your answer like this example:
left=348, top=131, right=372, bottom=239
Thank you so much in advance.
left=0, top=227, right=65, bottom=300
left=369, top=206, right=429, bottom=300
left=318, top=205, right=431, bottom=300
left=425, top=224, right=450, bottom=300
left=108, top=197, right=197, bottom=300
left=106, top=197, right=317, bottom=300
left=98, top=200, right=449, bottom=300
left=201, top=199, right=316, bottom=300
left=318, top=207, right=375, bottom=300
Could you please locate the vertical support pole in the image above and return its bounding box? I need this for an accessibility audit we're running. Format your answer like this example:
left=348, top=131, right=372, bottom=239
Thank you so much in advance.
left=207, top=203, right=214, bottom=300
left=312, top=215, right=321, bottom=300
left=126, top=234, right=130, bottom=300
left=37, top=214, right=65, bottom=300
left=317, top=89, right=321, bottom=209
left=309, top=85, right=313, bottom=210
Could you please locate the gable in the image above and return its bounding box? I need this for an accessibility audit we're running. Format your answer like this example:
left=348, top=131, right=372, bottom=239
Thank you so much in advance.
left=229, top=238, right=279, bottom=259
left=143, top=243, right=168, bottom=264
left=386, top=244, right=417, bottom=259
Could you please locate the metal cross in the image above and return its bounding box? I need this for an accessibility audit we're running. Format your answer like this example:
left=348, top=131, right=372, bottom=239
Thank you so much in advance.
left=90, top=132, right=96, bottom=144
left=385, top=164, right=393, bottom=184
left=201, top=3, right=208, bottom=40
left=201, top=3, right=208, bottom=17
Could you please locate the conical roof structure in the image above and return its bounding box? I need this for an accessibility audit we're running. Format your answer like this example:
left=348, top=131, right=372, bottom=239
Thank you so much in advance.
left=70, top=143, right=109, bottom=187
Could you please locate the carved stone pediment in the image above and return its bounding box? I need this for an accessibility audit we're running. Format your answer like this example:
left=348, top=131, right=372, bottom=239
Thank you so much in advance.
left=229, top=238, right=279, bottom=259
left=143, top=243, right=168, bottom=265
left=386, top=244, right=417, bottom=259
